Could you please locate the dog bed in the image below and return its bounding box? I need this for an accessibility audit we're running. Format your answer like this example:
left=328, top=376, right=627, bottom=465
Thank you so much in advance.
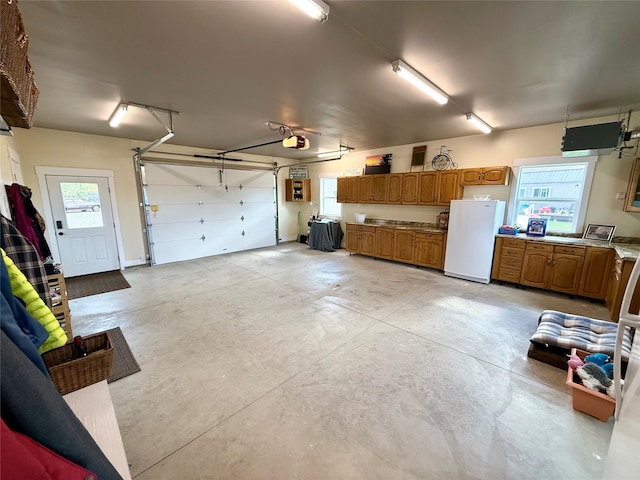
left=528, top=310, right=634, bottom=370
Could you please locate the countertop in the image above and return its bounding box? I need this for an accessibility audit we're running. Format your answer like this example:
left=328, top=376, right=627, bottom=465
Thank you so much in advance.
left=345, top=220, right=445, bottom=234
left=495, top=233, right=640, bottom=260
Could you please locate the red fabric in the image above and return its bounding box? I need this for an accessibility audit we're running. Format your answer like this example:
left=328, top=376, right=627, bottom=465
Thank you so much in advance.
left=5, top=184, right=43, bottom=259
left=0, top=419, right=97, bottom=479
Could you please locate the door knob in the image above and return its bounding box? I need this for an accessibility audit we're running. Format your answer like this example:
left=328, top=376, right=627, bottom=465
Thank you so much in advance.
left=58, top=232, right=64, bottom=236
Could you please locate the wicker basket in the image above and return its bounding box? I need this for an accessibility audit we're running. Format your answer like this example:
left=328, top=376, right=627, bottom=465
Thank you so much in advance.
left=42, top=332, right=114, bottom=396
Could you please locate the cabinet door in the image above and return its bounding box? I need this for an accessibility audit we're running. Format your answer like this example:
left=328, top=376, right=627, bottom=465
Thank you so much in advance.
left=436, top=171, right=461, bottom=205
left=415, top=235, right=443, bottom=269
left=371, top=175, right=388, bottom=203
left=337, top=177, right=348, bottom=203
left=358, top=176, right=373, bottom=203
left=578, top=247, right=614, bottom=299
left=459, top=168, right=483, bottom=186
left=360, top=231, right=376, bottom=256
left=374, top=228, right=394, bottom=259
left=393, top=230, right=415, bottom=264
left=401, top=173, right=419, bottom=204
left=387, top=174, right=402, bottom=204
left=520, top=251, right=550, bottom=288
left=347, top=177, right=359, bottom=203
left=417, top=171, right=437, bottom=204
left=345, top=226, right=360, bottom=252
left=482, top=166, right=509, bottom=185
left=549, top=254, right=583, bottom=294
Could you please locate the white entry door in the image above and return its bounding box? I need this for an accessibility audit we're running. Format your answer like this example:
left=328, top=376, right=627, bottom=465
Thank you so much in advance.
left=45, top=175, right=120, bottom=277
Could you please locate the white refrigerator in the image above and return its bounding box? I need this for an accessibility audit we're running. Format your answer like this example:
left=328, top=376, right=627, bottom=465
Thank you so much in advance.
left=444, top=199, right=506, bottom=284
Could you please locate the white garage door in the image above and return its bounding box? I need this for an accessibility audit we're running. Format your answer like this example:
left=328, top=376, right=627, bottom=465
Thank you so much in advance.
left=143, top=162, right=276, bottom=265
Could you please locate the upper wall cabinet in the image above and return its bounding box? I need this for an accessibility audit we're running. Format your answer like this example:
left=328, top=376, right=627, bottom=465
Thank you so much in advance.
left=459, top=166, right=510, bottom=186
left=624, top=158, right=640, bottom=212
left=285, top=179, right=311, bottom=202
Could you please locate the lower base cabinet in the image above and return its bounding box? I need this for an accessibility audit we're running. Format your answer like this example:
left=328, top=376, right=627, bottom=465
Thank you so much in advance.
left=346, top=224, right=376, bottom=256
left=415, top=232, right=445, bottom=269
left=346, top=223, right=445, bottom=270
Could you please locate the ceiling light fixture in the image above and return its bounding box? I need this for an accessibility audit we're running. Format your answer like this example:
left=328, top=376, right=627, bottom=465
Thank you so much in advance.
left=317, top=147, right=352, bottom=158
left=466, top=113, right=492, bottom=134
left=108, top=103, right=128, bottom=127
left=289, top=0, right=329, bottom=23
left=391, top=59, right=448, bottom=105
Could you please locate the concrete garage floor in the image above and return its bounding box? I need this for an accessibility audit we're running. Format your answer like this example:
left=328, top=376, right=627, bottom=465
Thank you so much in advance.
left=70, top=242, right=614, bottom=479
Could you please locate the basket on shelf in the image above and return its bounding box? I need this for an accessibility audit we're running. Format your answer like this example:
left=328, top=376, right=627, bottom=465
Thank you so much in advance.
left=42, top=331, right=113, bottom=395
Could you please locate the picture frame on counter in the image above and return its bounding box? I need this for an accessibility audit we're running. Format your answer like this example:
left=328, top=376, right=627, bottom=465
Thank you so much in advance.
left=526, top=218, right=547, bottom=236
left=583, top=224, right=616, bottom=242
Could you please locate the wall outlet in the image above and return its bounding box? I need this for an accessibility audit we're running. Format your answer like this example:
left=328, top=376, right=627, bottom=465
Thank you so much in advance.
left=616, top=192, right=626, bottom=199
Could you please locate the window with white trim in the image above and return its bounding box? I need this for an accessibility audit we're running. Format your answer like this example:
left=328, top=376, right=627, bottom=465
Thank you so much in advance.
left=319, top=177, right=341, bottom=217
left=508, top=156, right=597, bottom=234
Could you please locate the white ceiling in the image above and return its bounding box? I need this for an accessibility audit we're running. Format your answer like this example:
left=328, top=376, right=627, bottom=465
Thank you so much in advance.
left=16, top=1, right=640, bottom=159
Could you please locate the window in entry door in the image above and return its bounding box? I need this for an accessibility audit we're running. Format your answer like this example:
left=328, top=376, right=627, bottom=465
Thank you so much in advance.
left=60, top=182, right=104, bottom=229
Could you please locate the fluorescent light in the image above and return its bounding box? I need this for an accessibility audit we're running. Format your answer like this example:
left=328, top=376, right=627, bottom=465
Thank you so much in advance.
left=317, top=148, right=352, bottom=158
left=109, top=103, right=128, bottom=127
left=391, top=59, right=448, bottom=105
left=466, top=113, right=492, bottom=134
left=289, top=0, right=329, bottom=23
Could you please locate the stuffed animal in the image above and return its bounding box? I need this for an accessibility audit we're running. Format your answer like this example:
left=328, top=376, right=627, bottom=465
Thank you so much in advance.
left=601, top=363, right=614, bottom=380
left=576, top=363, right=615, bottom=397
left=584, top=353, right=610, bottom=366
left=568, top=354, right=584, bottom=371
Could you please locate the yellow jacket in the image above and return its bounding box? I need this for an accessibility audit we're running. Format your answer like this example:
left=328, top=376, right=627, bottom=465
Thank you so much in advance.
left=2, top=249, right=67, bottom=353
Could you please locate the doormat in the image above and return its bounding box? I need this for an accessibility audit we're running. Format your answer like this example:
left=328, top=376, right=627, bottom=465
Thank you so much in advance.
left=106, top=327, right=141, bottom=383
left=65, top=270, right=131, bottom=300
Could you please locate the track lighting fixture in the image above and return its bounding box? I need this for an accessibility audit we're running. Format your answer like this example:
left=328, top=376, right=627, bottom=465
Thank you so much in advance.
left=289, top=0, right=329, bottom=23
left=466, top=113, right=492, bottom=134
left=391, top=59, right=449, bottom=105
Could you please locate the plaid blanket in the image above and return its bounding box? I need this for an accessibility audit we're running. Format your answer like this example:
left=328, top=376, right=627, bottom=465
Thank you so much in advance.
left=530, top=310, right=634, bottom=361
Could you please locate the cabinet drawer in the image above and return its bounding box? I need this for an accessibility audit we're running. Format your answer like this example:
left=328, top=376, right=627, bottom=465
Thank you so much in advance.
left=415, top=232, right=443, bottom=240
left=498, top=268, right=521, bottom=282
left=348, top=224, right=376, bottom=233
left=525, top=242, right=554, bottom=253
left=502, top=247, right=525, bottom=258
left=555, top=245, right=586, bottom=256
left=500, top=256, right=523, bottom=270
left=502, top=238, right=525, bottom=249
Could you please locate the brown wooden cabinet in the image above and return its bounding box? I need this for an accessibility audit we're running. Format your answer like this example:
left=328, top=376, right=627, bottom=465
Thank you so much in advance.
left=374, top=227, right=395, bottom=259
left=345, top=224, right=376, bottom=256
left=393, top=230, right=415, bottom=264
left=401, top=173, right=419, bottom=204
left=491, top=237, right=526, bottom=283
left=417, top=170, right=461, bottom=206
left=460, top=166, right=510, bottom=186
left=337, top=177, right=347, bottom=203
left=520, top=242, right=585, bottom=294
left=358, top=174, right=387, bottom=203
left=415, top=232, right=445, bottom=269
left=387, top=174, right=403, bottom=204
left=605, top=253, right=640, bottom=322
left=336, top=176, right=359, bottom=203
left=578, top=247, right=614, bottom=299
left=285, top=179, right=311, bottom=202
left=436, top=170, right=462, bottom=205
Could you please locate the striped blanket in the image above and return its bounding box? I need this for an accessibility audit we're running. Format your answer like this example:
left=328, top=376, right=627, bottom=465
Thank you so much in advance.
left=530, top=310, right=634, bottom=361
